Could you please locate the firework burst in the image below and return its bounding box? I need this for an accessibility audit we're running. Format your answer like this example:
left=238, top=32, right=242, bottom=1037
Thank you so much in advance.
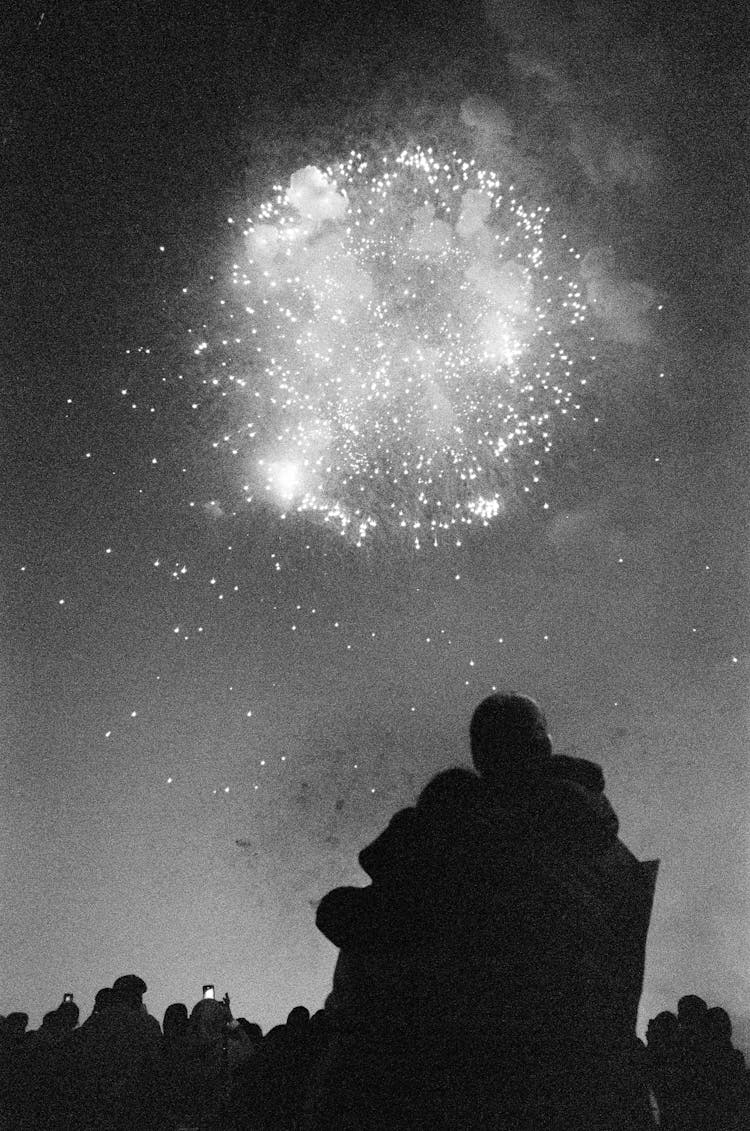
left=208, top=147, right=592, bottom=547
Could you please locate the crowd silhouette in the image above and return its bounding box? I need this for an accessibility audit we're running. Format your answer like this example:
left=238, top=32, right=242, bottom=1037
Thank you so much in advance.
left=2, top=694, right=747, bottom=1129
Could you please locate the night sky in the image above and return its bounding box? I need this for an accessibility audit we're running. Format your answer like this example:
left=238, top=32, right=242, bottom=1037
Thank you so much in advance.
left=2, top=0, right=748, bottom=1046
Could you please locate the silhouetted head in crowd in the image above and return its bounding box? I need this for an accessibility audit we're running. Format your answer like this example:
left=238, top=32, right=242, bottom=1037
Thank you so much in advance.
left=163, top=1002, right=189, bottom=1040
left=677, top=995, right=708, bottom=1031
left=112, top=974, right=147, bottom=1011
left=704, top=1006, right=732, bottom=1045
left=190, top=996, right=230, bottom=1042
left=57, top=1000, right=80, bottom=1030
left=92, top=987, right=113, bottom=1016
left=470, top=693, right=552, bottom=788
left=112, top=974, right=147, bottom=998
left=286, top=1005, right=310, bottom=1034
left=41, top=1010, right=66, bottom=1034
left=4, top=1012, right=29, bottom=1040
left=646, top=1011, right=679, bottom=1049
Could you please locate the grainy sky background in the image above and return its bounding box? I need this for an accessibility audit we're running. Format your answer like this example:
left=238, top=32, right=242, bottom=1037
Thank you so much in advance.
left=2, top=0, right=748, bottom=1047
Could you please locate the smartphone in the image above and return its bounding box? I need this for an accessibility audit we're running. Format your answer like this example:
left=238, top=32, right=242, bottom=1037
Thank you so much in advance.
left=63, top=993, right=74, bottom=1003
left=202, top=984, right=215, bottom=1000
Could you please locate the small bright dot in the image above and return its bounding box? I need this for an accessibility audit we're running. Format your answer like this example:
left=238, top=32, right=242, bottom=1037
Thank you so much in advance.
left=105, top=731, right=111, bottom=738
left=130, top=711, right=137, bottom=718
left=167, top=777, right=173, bottom=784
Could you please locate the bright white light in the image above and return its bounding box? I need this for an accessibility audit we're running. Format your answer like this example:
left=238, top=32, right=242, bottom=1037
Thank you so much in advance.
left=216, top=147, right=595, bottom=545
left=265, top=459, right=302, bottom=501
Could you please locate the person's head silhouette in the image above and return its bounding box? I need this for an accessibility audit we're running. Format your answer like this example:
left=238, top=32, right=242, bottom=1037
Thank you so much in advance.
left=646, top=1010, right=678, bottom=1049
left=704, top=1006, right=732, bottom=1046
left=163, top=1002, right=189, bottom=1040
left=112, top=974, right=148, bottom=1012
left=470, top=693, right=552, bottom=787
left=5, top=1013, right=29, bottom=1040
left=286, top=1005, right=310, bottom=1034
left=57, top=1000, right=79, bottom=1031
left=677, top=995, right=707, bottom=1031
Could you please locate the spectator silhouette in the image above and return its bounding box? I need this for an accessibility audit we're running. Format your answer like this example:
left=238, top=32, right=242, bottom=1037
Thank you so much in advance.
left=230, top=1021, right=288, bottom=1130
left=161, top=1002, right=201, bottom=1128
left=186, top=991, right=254, bottom=1126
left=645, top=1010, right=680, bottom=1128
left=701, top=1007, right=747, bottom=1128
left=274, top=1005, right=317, bottom=1126
left=187, top=995, right=231, bottom=1127
left=38, top=1010, right=68, bottom=1043
left=112, top=972, right=162, bottom=1037
left=678, top=994, right=708, bottom=1044
left=163, top=1001, right=189, bottom=1041
left=2, top=1011, right=29, bottom=1046
left=60, top=973, right=165, bottom=1129
left=82, top=986, right=114, bottom=1027
left=0, top=1012, right=32, bottom=1127
left=312, top=692, right=659, bottom=1129
left=646, top=999, right=749, bottom=1130
left=56, top=999, right=79, bottom=1032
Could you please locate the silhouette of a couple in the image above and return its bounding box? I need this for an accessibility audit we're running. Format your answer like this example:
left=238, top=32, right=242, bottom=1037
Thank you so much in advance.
left=312, top=692, right=659, bottom=1130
